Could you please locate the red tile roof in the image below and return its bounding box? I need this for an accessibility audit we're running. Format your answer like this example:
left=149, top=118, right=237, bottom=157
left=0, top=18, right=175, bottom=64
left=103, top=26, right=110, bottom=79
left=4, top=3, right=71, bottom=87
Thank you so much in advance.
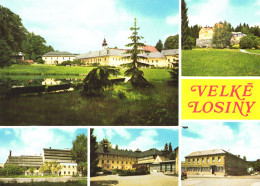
left=142, top=45, right=159, bottom=52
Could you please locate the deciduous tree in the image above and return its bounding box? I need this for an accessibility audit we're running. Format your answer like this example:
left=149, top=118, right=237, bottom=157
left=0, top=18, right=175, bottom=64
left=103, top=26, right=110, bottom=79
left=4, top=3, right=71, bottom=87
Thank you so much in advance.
left=72, top=133, right=88, bottom=176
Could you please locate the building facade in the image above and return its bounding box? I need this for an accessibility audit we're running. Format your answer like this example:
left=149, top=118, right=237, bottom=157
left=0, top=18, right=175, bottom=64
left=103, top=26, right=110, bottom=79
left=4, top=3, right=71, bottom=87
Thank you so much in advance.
left=77, top=42, right=178, bottom=68
left=196, top=23, right=246, bottom=48
left=96, top=141, right=178, bottom=174
left=182, top=149, right=247, bottom=176
left=4, top=148, right=78, bottom=176
left=42, top=51, right=76, bottom=65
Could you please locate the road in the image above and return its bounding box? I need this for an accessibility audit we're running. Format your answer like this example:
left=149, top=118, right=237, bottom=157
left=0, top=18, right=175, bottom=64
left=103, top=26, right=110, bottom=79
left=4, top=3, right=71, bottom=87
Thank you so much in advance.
left=91, top=172, right=178, bottom=186
left=182, top=175, right=260, bottom=186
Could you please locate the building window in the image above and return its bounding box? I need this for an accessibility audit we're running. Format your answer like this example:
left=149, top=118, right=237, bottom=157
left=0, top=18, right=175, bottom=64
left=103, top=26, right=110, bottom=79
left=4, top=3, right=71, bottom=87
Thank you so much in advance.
left=64, top=171, right=66, bottom=175
left=112, top=161, right=114, bottom=164
left=168, top=59, right=170, bottom=62
left=102, top=160, right=104, bottom=163
left=107, top=160, right=110, bottom=163
left=117, top=161, right=119, bottom=164
left=207, top=158, right=209, bottom=163
left=126, top=162, right=128, bottom=164
left=218, top=157, right=221, bottom=162
left=202, top=158, right=204, bottom=163
left=107, top=166, right=109, bottom=169
left=188, top=159, right=190, bottom=164
left=112, top=166, right=114, bottom=169
left=197, top=159, right=199, bottom=163
left=64, top=165, right=66, bottom=168
left=68, top=171, right=70, bottom=175
left=68, top=165, right=70, bottom=168
left=212, top=157, right=215, bottom=163
left=193, top=158, right=195, bottom=164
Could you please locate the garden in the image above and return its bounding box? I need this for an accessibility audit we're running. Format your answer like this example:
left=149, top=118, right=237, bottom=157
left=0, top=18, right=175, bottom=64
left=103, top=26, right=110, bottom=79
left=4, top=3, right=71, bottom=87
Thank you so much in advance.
left=0, top=64, right=178, bottom=126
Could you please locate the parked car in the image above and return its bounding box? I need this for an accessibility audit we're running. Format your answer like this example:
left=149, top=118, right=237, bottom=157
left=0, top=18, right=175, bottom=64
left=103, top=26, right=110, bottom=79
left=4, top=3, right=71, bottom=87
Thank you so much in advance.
left=181, top=170, right=187, bottom=180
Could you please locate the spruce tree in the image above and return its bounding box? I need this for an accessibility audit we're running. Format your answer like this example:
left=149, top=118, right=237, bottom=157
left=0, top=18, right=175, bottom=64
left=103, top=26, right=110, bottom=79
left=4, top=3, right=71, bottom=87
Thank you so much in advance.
left=155, top=39, right=163, bottom=52
left=124, top=18, right=151, bottom=88
left=182, top=0, right=193, bottom=49
left=90, top=129, right=99, bottom=177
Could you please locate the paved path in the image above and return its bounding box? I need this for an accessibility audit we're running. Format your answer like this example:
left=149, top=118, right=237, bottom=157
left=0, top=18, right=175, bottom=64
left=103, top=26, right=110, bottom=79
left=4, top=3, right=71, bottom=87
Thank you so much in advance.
left=0, top=177, right=87, bottom=183
left=182, top=175, right=260, bottom=186
left=91, top=172, right=178, bottom=186
left=240, top=49, right=260, bottom=55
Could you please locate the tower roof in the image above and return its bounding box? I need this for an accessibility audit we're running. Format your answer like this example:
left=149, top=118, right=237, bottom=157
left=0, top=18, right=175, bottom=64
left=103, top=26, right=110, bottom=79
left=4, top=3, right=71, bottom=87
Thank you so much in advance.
left=102, top=38, right=108, bottom=47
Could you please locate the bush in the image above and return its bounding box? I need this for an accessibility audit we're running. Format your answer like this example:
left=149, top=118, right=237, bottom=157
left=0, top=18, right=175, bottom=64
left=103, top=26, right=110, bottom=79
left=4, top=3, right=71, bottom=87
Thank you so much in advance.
left=101, top=168, right=112, bottom=175
left=118, top=169, right=149, bottom=176
left=117, top=91, right=126, bottom=99
left=240, top=36, right=254, bottom=49
left=1, top=165, right=25, bottom=176
left=231, top=44, right=240, bottom=49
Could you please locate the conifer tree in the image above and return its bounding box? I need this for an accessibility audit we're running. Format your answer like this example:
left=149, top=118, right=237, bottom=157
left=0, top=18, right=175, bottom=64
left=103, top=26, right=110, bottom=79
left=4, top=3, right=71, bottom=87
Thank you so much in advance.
left=90, top=129, right=99, bottom=176
left=155, top=39, right=163, bottom=52
left=124, top=18, right=151, bottom=88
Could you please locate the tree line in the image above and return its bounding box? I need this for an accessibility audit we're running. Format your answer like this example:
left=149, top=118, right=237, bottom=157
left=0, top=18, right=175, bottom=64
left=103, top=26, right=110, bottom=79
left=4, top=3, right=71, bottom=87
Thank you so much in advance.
left=154, top=34, right=179, bottom=52
left=0, top=5, right=54, bottom=68
left=181, top=0, right=260, bottom=49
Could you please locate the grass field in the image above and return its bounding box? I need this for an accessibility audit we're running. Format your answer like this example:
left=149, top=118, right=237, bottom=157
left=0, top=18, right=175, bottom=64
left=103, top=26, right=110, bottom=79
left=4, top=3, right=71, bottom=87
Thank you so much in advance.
left=245, top=49, right=260, bottom=54
left=0, top=180, right=86, bottom=185
left=182, top=48, right=260, bottom=76
left=0, top=65, right=177, bottom=126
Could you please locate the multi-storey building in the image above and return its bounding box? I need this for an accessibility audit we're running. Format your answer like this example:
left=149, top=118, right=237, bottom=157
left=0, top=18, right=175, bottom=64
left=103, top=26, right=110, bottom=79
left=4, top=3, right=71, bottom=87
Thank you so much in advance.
left=42, top=51, right=76, bottom=65
left=4, top=148, right=77, bottom=176
left=96, top=140, right=178, bottom=174
left=196, top=23, right=246, bottom=48
left=182, top=149, right=247, bottom=176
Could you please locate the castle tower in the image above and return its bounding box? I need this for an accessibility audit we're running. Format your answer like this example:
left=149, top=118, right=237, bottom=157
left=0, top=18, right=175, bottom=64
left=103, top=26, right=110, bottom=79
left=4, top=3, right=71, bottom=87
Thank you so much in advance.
left=103, top=139, right=109, bottom=152
left=102, top=38, right=108, bottom=49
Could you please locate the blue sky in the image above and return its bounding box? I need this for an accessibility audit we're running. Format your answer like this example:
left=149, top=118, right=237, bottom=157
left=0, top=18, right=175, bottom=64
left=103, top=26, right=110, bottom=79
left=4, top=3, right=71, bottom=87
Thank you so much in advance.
left=186, top=0, right=260, bottom=27
left=0, top=128, right=87, bottom=163
left=181, top=122, right=260, bottom=161
left=0, top=0, right=179, bottom=53
left=93, top=128, right=178, bottom=152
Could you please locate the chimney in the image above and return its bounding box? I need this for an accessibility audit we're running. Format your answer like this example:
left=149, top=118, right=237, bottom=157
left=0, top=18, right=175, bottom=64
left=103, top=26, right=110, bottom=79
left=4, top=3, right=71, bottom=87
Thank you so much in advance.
left=9, top=150, right=12, bottom=157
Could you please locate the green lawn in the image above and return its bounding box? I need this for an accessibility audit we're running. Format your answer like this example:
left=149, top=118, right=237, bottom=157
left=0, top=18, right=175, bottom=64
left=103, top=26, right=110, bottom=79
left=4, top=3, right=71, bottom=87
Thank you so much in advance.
left=0, top=64, right=95, bottom=76
left=0, top=180, right=86, bottom=186
left=0, top=65, right=177, bottom=126
left=245, top=49, right=260, bottom=54
left=182, top=48, right=260, bottom=76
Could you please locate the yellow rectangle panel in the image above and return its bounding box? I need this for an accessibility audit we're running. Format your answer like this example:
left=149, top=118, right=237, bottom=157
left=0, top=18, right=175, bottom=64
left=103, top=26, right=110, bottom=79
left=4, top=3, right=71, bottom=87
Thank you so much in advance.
left=182, top=79, right=260, bottom=119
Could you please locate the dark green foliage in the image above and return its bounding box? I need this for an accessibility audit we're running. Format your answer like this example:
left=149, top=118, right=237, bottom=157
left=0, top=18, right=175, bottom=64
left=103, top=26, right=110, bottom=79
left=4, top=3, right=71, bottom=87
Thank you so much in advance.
left=189, top=25, right=201, bottom=45
left=164, top=35, right=179, bottom=49
left=72, top=133, right=88, bottom=176
left=182, top=0, right=193, bottom=50
left=124, top=18, right=151, bottom=88
left=212, top=21, right=232, bottom=48
left=164, top=143, right=168, bottom=151
left=98, top=138, right=113, bottom=149
left=168, top=151, right=176, bottom=160
left=90, top=129, right=99, bottom=177
left=81, top=66, right=120, bottom=96
left=0, top=165, right=25, bottom=176
left=22, top=32, right=54, bottom=62
left=57, top=60, right=84, bottom=66
left=169, top=142, right=173, bottom=152
left=169, top=62, right=178, bottom=86
left=0, top=5, right=26, bottom=67
left=155, top=39, right=163, bottom=52
left=183, top=36, right=194, bottom=50
left=240, top=36, right=254, bottom=49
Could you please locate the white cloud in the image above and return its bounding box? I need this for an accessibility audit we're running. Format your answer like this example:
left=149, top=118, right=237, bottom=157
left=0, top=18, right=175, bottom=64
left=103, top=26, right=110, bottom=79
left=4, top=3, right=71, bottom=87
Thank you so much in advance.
left=182, top=122, right=260, bottom=161
left=4, top=0, right=133, bottom=53
left=166, top=14, right=179, bottom=25
left=4, top=130, right=11, bottom=135
left=114, top=129, right=131, bottom=140
left=121, top=129, right=159, bottom=151
left=188, top=0, right=229, bottom=26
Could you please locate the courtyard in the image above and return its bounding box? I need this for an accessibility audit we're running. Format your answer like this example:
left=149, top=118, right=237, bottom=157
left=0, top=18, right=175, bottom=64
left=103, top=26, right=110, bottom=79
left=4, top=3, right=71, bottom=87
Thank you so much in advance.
left=90, top=172, right=178, bottom=186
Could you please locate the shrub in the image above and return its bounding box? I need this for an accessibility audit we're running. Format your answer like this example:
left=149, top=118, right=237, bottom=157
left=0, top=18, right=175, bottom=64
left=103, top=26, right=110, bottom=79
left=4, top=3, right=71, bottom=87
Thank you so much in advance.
left=240, top=36, right=254, bottom=49
left=1, top=165, right=25, bottom=176
left=117, top=91, right=126, bottom=99
left=231, top=44, right=240, bottom=49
